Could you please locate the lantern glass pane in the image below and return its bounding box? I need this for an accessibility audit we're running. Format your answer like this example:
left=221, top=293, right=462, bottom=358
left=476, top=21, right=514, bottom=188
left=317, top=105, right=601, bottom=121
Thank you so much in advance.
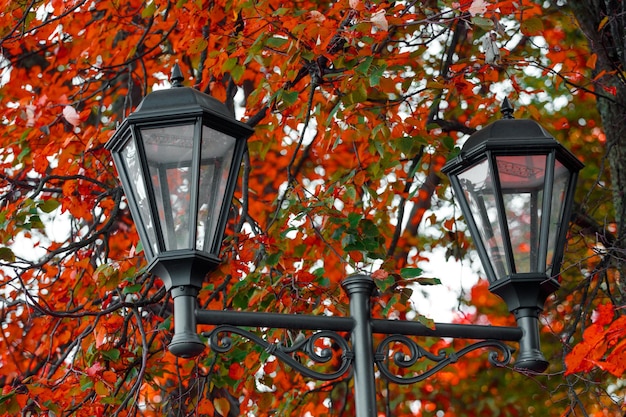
left=197, top=125, right=237, bottom=252
left=547, top=160, right=570, bottom=272
left=458, top=158, right=510, bottom=280
left=496, top=155, right=547, bottom=274
left=120, top=137, right=158, bottom=257
left=141, top=124, right=195, bottom=251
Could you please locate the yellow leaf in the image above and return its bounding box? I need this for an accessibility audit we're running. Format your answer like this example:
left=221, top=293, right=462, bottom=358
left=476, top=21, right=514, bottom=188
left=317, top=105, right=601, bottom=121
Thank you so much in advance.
left=189, top=38, right=208, bottom=54
left=94, top=380, right=108, bottom=396
left=214, top=397, right=230, bottom=416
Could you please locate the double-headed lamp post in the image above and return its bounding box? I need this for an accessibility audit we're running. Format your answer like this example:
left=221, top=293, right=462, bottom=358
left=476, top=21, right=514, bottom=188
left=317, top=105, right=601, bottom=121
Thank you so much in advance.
left=105, top=66, right=583, bottom=417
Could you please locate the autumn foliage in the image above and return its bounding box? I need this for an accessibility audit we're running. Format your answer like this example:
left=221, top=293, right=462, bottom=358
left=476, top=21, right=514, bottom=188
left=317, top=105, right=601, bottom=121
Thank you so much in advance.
left=0, top=0, right=624, bottom=416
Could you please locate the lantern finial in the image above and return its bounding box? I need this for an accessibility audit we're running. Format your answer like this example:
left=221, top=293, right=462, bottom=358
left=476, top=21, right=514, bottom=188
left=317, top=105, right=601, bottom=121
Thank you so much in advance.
left=500, top=97, right=514, bottom=119
left=171, top=63, right=184, bottom=87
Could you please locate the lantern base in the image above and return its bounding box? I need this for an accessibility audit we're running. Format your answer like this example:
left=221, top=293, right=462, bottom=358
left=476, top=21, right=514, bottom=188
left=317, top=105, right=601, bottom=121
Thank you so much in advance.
left=148, top=250, right=222, bottom=291
left=512, top=308, right=549, bottom=373
left=489, top=275, right=558, bottom=374
left=489, top=273, right=560, bottom=313
left=514, top=353, right=549, bottom=373
left=168, top=285, right=206, bottom=358
left=169, top=332, right=206, bottom=358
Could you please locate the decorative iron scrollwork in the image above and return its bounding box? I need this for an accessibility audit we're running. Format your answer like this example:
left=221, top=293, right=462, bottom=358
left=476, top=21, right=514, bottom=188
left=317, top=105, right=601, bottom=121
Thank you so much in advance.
left=375, top=334, right=514, bottom=384
left=203, top=325, right=353, bottom=381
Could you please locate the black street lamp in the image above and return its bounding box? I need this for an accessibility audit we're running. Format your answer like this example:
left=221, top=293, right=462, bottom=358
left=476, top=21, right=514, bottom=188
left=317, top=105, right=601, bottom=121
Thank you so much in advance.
left=441, top=98, right=584, bottom=371
left=105, top=65, right=254, bottom=356
left=106, top=69, right=583, bottom=417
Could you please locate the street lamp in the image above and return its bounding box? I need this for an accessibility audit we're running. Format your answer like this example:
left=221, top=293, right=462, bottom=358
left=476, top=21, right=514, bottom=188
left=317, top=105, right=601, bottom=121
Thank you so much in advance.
left=106, top=69, right=583, bottom=417
left=441, top=98, right=584, bottom=371
left=105, top=64, right=254, bottom=356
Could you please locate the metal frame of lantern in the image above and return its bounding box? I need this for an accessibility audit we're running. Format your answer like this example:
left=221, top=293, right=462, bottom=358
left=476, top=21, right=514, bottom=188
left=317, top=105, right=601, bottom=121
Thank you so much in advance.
left=442, top=99, right=584, bottom=371
left=107, top=68, right=583, bottom=417
left=106, top=65, right=254, bottom=356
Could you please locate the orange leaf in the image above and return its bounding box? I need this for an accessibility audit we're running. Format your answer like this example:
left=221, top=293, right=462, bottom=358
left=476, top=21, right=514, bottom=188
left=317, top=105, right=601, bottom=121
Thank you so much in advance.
left=586, top=53, right=598, bottom=69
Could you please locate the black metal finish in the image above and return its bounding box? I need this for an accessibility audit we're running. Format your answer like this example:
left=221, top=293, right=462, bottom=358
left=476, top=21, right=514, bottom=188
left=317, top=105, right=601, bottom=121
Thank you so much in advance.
left=105, top=64, right=254, bottom=291
left=513, top=309, right=549, bottom=372
left=371, top=319, right=522, bottom=341
left=169, top=286, right=205, bottom=358
left=342, top=275, right=378, bottom=417
left=196, top=309, right=354, bottom=331
left=204, top=325, right=353, bottom=381
left=441, top=100, right=584, bottom=373
left=189, top=274, right=526, bottom=416
left=196, top=309, right=523, bottom=341
left=375, top=335, right=514, bottom=384
left=441, top=106, right=583, bottom=285
left=108, top=88, right=583, bottom=417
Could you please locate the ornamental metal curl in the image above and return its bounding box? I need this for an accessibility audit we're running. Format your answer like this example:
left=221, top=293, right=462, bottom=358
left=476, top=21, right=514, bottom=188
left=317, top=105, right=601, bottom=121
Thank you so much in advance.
left=203, top=325, right=353, bottom=381
left=375, top=335, right=514, bottom=385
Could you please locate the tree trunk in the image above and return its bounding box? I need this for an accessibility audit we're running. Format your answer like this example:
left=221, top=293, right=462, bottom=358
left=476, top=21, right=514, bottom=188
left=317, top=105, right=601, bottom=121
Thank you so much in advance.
left=568, top=0, right=626, bottom=275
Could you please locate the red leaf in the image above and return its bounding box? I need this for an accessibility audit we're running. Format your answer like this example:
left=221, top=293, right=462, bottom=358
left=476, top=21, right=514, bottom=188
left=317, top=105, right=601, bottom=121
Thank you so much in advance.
left=229, top=363, right=245, bottom=380
left=86, top=362, right=105, bottom=377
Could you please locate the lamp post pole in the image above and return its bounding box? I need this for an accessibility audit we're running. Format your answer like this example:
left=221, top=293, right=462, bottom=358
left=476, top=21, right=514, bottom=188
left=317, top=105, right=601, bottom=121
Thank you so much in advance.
left=343, top=275, right=378, bottom=417
left=105, top=66, right=584, bottom=416
left=195, top=273, right=523, bottom=417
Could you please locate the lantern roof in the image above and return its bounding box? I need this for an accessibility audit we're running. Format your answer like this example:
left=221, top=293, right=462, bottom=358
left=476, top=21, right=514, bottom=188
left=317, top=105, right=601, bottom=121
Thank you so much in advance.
left=443, top=101, right=584, bottom=175
left=106, top=64, right=253, bottom=152
left=463, top=119, right=553, bottom=150
left=129, top=83, right=235, bottom=121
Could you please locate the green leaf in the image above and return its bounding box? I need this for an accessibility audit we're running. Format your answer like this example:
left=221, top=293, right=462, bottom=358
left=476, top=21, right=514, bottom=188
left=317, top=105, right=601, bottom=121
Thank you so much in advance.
left=94, top=380, right=108, bottom=396
left=1, top=394, right=20, bottom=415
left=95, top=264, right=120, bottom=290
left=29, top=215, right=44, bottom=229
left=188, top=38, right=208, bottom=54
left=369, top=64, right=386, bottom=86
left=122, top=284, right=142, bottom=294
left=271, top=7, right=289, bottom=16
left=222, top=57, right=238, bottom=72
left=17, top=145, right=31, bottom=162
left=356, top=56, right=373, bottom=76
left=0, top=247, right=15, bottom=262
left=361, top=219, right=379, bottom=238
left=265, top=251, right=282, bottom=266
left=415, top=277, right=441, bottom=286
left=265, top=36, right=288, bottom=48
left=351, top=83, right=368, bottom=103
left=347, top=212, right=361, bottom=229
left=281, top=90, right=299, bottom=107
left=80, top=375, right=94, bottom=391
left=377, top=274, right=397, bottom=293
left=471, top=16, right=494, bottom=31
left=141, top=2, right=157, bottom=18
left=157, top=315, right=172, bottom=331
left=414, top=313, right=436, bottom=330
left=38, top=199, right=61, bottom=213
left=231, top=64, right=245, bottom=82
left=101, top=348, right=120, bottom=361
left=400, top=267, right=423, bottom=279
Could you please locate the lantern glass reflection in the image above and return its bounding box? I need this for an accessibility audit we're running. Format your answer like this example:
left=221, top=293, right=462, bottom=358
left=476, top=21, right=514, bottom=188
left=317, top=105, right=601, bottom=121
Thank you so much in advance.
left=456, top=153, right=571, bottom=282
left=197, top=125, right=237, bottom=253
left=131, top=123, right=238, bottom=255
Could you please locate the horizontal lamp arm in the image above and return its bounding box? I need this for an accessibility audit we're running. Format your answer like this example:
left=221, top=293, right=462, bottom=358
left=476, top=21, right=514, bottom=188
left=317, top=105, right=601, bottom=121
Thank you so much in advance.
left=371, top=319, right=522, bottom=341
left=196, top=309, right=354, bottom=331
left=195, top=308, right=522, bottom=341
